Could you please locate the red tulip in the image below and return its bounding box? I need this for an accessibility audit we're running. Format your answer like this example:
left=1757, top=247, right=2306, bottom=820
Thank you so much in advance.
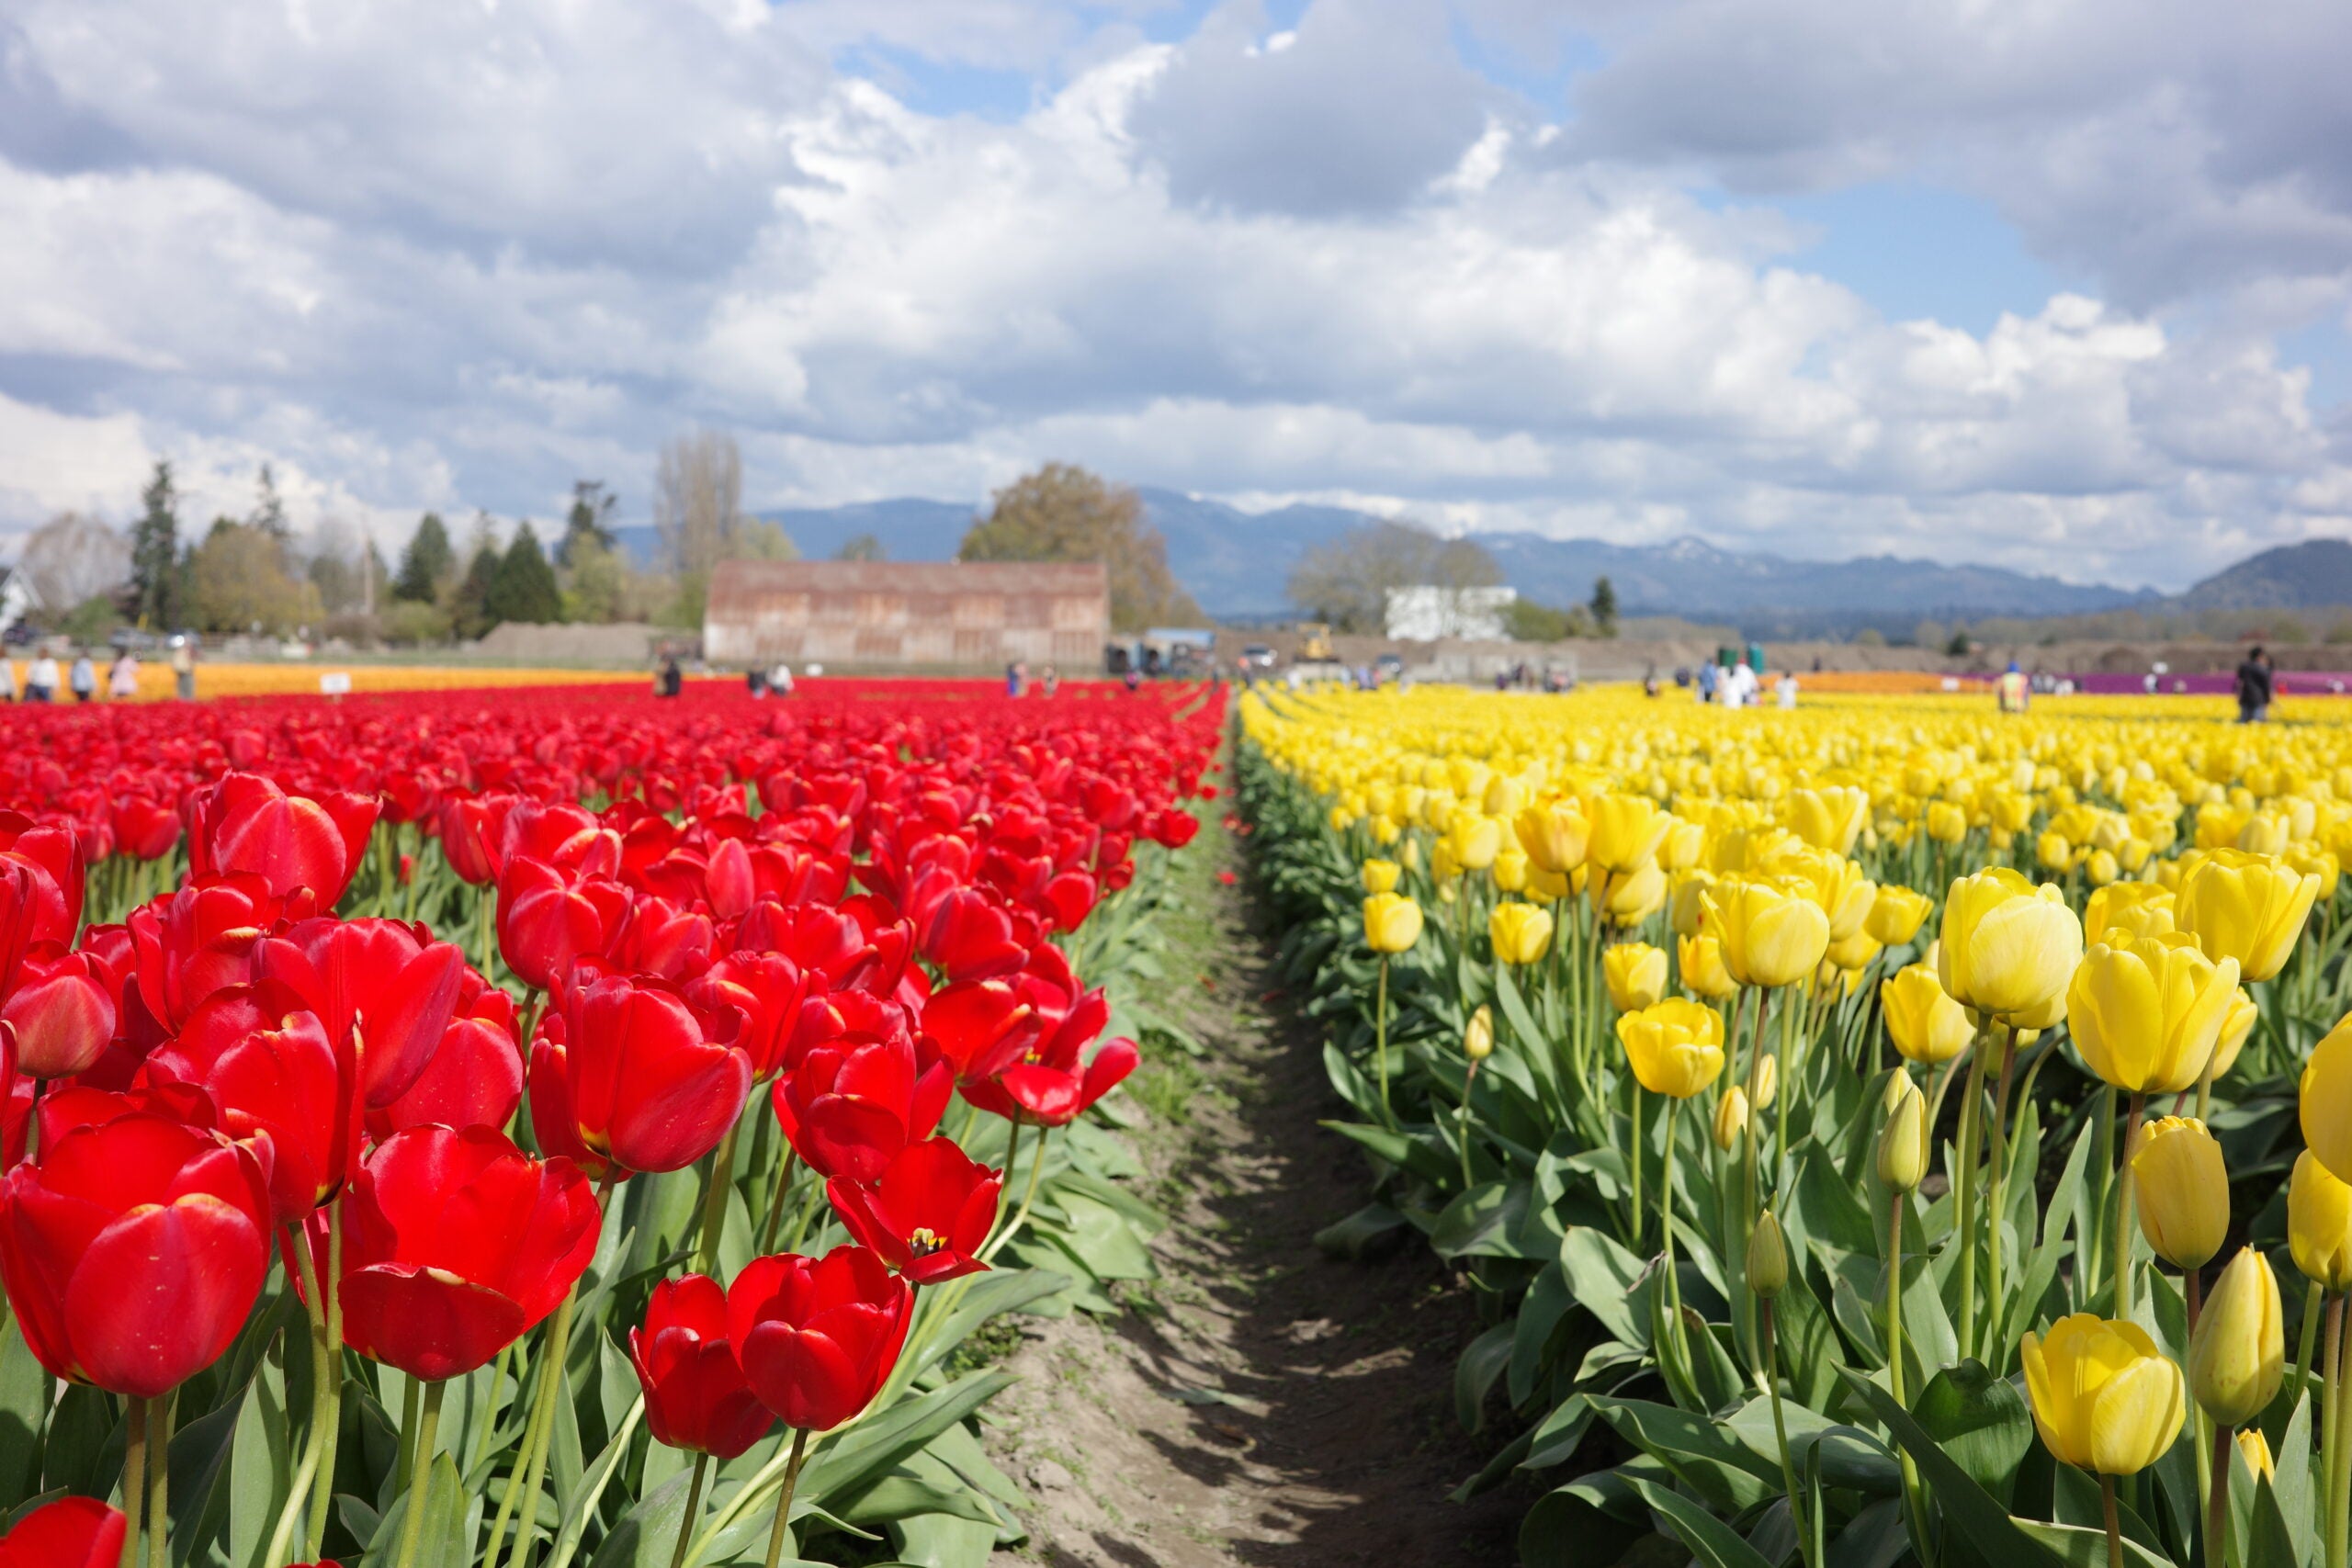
left=0, top=812, right=85, bottom=950
left=436, top=790, right=502, bottom=886
left=500, top=799, right=621, bottom=879
left=0, top=1110, right=272, bottom=1397
left=254, top=917, right=466, bottom=1114
left=957, top=952, right=1137, bottom=1127
left=111, top=795, right=183, bottom=862
left=1041, top=870, right=1099, bottom=932
left=918, top=888, right=1031, bottom=982
left=919, top=979, right=1035, bottom=1089
left=189, top=773, right=379, bottom=905
left=0, top=1495, right=125, bottom=1567
left=824, top=1137, right=1000, bottom=1285
left=0, top=1023, right=17, bottom=1166
left=628, top=1273, right=776, bottom=1458
left=732, top=902, right=869, bottom=978
left=684, top=953, right=814, bottom=1081
left=772, top=1030, right=952, bottom=1183
left=326, top=1123, right=600, bottom=1382
left=1146, top=808, right=1200, bottom=850
left=529, top=972, right=750, bottom=1176
left=605, top=894, right=715, bottom=982
left=144, top=982, right=341, bottom=1221
left=726, top=1246, right=912, bottom=1430
left=366, top=972, right=523, bottom=1141
left=1, top=942, right=117, bottom=1078
left=496, top=856, right=631, bottom=992
left=129, top=874, right=295, bottom=1032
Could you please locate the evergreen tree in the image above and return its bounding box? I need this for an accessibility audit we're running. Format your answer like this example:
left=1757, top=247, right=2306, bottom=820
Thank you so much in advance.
left=1590, top=575, right=1619, bottom=637
left=393, top=513, right=454, bottom=603
left=484, top=522, right=563, bottom=626
left=452, top=544, right=502, bottom=639
left=130, top=459, right=181, bottom=629
left=559, top=480, right=617, bottom=568
left=252, top=463, right=291, bottom=562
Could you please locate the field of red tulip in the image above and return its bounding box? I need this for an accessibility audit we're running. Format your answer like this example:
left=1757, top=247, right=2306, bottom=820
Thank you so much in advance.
left=1238, top=683, right=2352, bottom=1568
left=0, top=678, right=1220, bottom=1568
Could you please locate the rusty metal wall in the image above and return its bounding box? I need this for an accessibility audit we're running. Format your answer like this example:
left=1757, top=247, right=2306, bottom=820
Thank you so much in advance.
left=704, top=560, right=1110, bottom=671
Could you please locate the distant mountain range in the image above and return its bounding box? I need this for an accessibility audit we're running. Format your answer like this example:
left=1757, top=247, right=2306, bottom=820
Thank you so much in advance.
left=608, top=491, right=2352, bottom=636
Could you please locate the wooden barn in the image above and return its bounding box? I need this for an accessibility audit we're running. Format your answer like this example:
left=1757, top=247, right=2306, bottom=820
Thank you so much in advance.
left=702, top=559, right=1110, bottom=673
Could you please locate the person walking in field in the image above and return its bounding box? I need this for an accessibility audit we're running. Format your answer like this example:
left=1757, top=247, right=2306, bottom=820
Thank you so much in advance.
left=25, top=651, right=59, bottom=703
left=68, top=650, right=95, bottom=703
left=107, top=649, right=138, bottom=699
left=2235, top=646, right=2274, bottom=723
left=170, top=637, right=197, bottom=700
left=1996, top=660, right=2029, bottom=715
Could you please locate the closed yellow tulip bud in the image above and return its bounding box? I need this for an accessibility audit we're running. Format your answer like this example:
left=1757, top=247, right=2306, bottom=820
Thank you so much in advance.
left=1491, top=847, right=1529, bottom=894
left=1363, top=892, right=1424, bottom=953
left=1598, top=863, right=1668, bottom=926
left=1865, top=885, right=1933, bottom=946
left=1792, top=786, right=1870, bottom=855
left=1939, top=867, right=2085, bottom=1022
left=2130, top=1116, right=2228, bottom=1270
left=1603, top=942, right=1668, bottom=1011
left=1707, top=877, right=1832, bottom=989
left=1488, top=902, right=1554, bottom=965
left=1514, top=802, right=1590, bottom=874
left=2037, top=829, right=2074, bottom=873
left=1752, top=1051, right=1778, bottom=1111
left=1881, top=964, right=1973, bottom=1065
left=2086, top=849, right=2120, bottom=886
left=2237, top=812, right=2293, bottom=857
left=1589, top=794, right=1672, bottom=874
left=1877, top=1076, right=1929, bottom=1192
left=1660, top=817, right=1706, bottom=872
left=1713, top=1086, right=1748, bottom=1151
left=2021, top=1315, right=2186, bottom=1476
left=1398, top=838, right=1421, bottom=872
left=1362, top=858, right=1401, bottom=895
left=1679, top=933, right=1738, bottom=1000
left=2188, top=1247, right=2283, bottom=1427
left=1464, top=1004, right=1495, bottom=1063
left=2085, top=882, right=2176, bottom=943
left=1747, top=1210, right=1788, bottom=1299
left=2288, top=1151, right=2352, bottom=1292
left=1447, top=813, right=1503, bottom=872
left=1616, top=999, right=1725, bottom=1099
left=2238, top=1427, right=2276, bottom=1480
left=1927, top=801, right=1969, bottom=844
left=2068, top=935, right=2240, bottom=1095
left=2177, top=848, right=2321, bottom=982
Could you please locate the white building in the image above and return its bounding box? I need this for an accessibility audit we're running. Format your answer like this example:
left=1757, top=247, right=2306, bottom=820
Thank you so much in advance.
left=1384, top=584, right=1516, bottom=641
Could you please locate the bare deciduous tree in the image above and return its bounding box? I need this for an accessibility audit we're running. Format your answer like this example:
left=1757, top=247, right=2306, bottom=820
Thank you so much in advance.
left=654, top=431, right=746, bottom=578
left=1285, top=519, right=1499, bottom=633
left=19, top=512, right=131, bottom=615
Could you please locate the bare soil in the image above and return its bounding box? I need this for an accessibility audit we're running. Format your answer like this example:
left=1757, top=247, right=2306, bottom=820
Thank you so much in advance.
left=982, top=827, right=1527, bottom=1567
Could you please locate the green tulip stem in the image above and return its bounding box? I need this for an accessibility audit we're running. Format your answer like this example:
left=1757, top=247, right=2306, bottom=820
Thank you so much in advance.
left=1458, top=1061, right=1479, bottom=1193
left=2089, top=1086, right=2118, bottom=1305
left=757, top=1151, right=801, bottom=1256
left=1737, top=988, right=1772, bottom=1372
left=1888, top=1190, right=1929, bottom=1565
left=762, top=1428, right=812, bottom=1568
left=1374, top=955, right=1393, bottom=1128
left=266, top=1220, right=332, bottom=1568
left=1630, top=1083, right=1645, bottom=1248
left=2100, top=1475, right=2125, bottom=1568
left=993, top=1117, right=1029, bottom=1245
left=2113, top=1095, right=2146, bottom=1321
left=981, top=1124, right=1050, bottom=1265
left=391, top=1381, right=445, bottom=1568
left=1951, top=1035, right=1990, bottom=1356
left=146, top=1393, right=172, bottom=1568
left=669, top=1453, right=709, bottom=1568
left=396, top=1376, right=423, bottom=1493
left=119, top=1392, right=145, bottom=1568
left=305, top=1197, right=346, bottom=1559
left=694, top=1117, right=743, bottom=1278
left=2298, top=1282, right=2327, bottom=1409
left=1981, top=1026, right=2020, bottom=1364
left=1760, top=1301, right=1815, bottom=1568
left=469, top=1343, right=515, bottom=1480
left=2208, top=1422, right=2233, bottom=1568
left=474, top=886, right=495, bottom=979
left=493, top=1289, right=577, bottom=1568
left=1660, top=1100, right=1686, bottom=1371
left=1773, top=990, right=1797, bottom=1193
left=2331, top=1296, right=2352, bottom=1568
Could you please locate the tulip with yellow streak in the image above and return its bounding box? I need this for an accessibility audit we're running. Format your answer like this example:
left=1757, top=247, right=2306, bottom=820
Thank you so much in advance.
left=1881, top=964, right=1973, bottom=1066
left=2068, top=936, right=2241, bottom=1096
left=1361, top=858, right=1400, bottom=896
left=1616, top=998, right=1724, bottom=1100
left=1678, top=933, right=1738, bottom=1000
left=2177, top=847, right=2321, bottom=983
left=1589, top=793, right=1672, bottom=874
left=1864, top=885, right=1932, bottom=946
left=2130, top=1116, right=2227, bottom=1273
left=1488, top=901, right=1553, bottom=965
left=1513, top=801, right=1589, bottom=875
left=1706, top=877, right=1832, bottom=990
left=1939, top=867, right=2085, bottom=1023
left=1603, top=942, right=1668, bottom=1011
left=2020, top=1315, right=2187, bottom=1477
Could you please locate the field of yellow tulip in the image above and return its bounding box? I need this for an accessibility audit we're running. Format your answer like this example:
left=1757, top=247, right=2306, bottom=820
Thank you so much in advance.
left=1235, top=682, right=2352, bottom=1568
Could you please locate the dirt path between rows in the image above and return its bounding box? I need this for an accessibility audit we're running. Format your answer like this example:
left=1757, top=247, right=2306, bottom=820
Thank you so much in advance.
left=982, top=821, right=1525, bottom=1567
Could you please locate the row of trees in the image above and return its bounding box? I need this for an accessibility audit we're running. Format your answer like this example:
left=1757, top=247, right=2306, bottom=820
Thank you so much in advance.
left=1284, top=518, right=1618, bottom=640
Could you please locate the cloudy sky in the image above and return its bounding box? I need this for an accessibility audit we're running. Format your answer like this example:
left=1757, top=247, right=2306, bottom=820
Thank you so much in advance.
left=1, top=0, right=2347, bottom=590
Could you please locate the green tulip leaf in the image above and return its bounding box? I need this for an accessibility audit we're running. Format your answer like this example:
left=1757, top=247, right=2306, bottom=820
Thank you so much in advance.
left=0, top=1320, right=47, bottom=1512
left=1912, top=1359, right=2034, bottom=1503
left=1508, top=1262, right=1574, bottom=1404
left=1586, top=1395, right=1778, bottom=1513
left=1431, top=1179, right=1536, bottom=1260
left=1558, top=1226, right=1649, bottom=1348
left=2012, top=1520, right=2176, bottom=1568
left=1838, top=1368, right=2064, bottom=1567
left=1454, top=1322, right=1516, bottom=1433
left=1622, top=1475, right=1774, bottom=1568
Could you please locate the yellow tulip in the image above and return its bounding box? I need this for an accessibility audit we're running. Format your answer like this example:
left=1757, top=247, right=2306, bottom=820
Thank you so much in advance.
left=2288, top=1151, right=2352, bottom=1292
left=1363, top=892, right=1424, bottom=953
left=1826, top=928, right=1882, bottom=971
left=1615, top=999, right=1725, bottom=1099
left=1939, top=867, right=2084, bottom=1022
left=1706, top=877, right=1831, bottom=990
left=2067, top=935, right=2240, bottom=1095
left=1747, top=1209, right=1788, bottom=1298
left=1659, top=816, right=1706, bottom=872
left=1431, top=840, right=1462, bottom=882
left=1464, top=1004, right=1495, bottom=1063
left=2037, top=829, right=2074, bottom=873
left=1513, top=801, right=1590, bottom=874
left=2020, top=1315, right=2186, bottom=1476
left=1668, top=871, right=1715, bottom=937
left=1529, top=866, right=1572, bottom=901
left=1752, top=1052, right=1778, bottom=1111
left=2084, top=882, right=2176, bottom=942
left=1678, top=933, right=1738, bottom=1000
left=1877, top=1076, right=1928, bottom=1192
left=1598, top=863, right=1668, bottom=926
left=1488, top=902, right=1554, bottom=965
left=2086, top=849, right=2120, bottom=886
left=2238, top=1428, right=2276, bottom=1480
left=1483, top=776, right=1526, bottom=818
left=1865, top=885, right=1933, bottom=946
left=1447, top=812, right=1503, bottom=872
left=1713, top=1086, right=1748, bottom=1151
left=1881, top=964, right=1973, bottom=1066
left=1792, top=786, right=1870, bottom=854
left=2177, top=848, right=2321, bottom=982
left=2207, top=987, right=2258, bottom=1083
left=1603, top=942, right=1668, bottom=1011
left=2298, top=1015, right=2352, bottom=1184
left=2287, top=841, right=2340, bottom=902
left=2188, top=1247, right=2283, bottom=1427
left=1362, top=858, right=1401, bottom=896
left=1491, top=848, right=1529, bottom=894
left=2130, top=1116, right=2227, bottom=1270
left=1926, top=801, right=1968, bottom=844
left=1589, top=794, right=1672, bottom=874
